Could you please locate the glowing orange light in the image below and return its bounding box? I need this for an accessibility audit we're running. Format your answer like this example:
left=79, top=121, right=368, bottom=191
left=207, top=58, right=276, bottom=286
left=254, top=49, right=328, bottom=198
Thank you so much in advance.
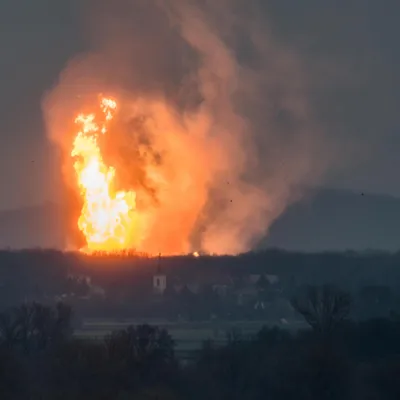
left=71, top=96, right=140, bottom=253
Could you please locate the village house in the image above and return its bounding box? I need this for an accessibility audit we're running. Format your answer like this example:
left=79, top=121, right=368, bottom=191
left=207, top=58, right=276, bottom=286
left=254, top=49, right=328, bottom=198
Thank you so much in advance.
left=151, top=267, right=281, bottom=306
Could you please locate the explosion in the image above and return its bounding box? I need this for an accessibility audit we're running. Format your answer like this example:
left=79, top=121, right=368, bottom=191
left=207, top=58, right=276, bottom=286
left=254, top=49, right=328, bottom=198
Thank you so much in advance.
left=72, top=96, right=140, bottom=253
left=43, top=1, right=328, bottom=256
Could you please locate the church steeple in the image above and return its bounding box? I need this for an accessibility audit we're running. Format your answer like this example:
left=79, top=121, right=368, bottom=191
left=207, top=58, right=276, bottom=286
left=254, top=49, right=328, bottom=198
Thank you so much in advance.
left=156, top=252, right=162, bottom=274
left=153, top=253, right=166, bottom=294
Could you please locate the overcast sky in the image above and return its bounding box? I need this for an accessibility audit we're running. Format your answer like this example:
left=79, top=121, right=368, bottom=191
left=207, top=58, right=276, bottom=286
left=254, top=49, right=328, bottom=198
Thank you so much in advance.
left=0, top=0, right=399, bottom=210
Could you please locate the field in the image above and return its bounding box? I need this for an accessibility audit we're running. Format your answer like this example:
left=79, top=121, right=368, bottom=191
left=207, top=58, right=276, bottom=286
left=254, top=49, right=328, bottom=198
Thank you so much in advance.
left=75, top=318, right=306, bottom=359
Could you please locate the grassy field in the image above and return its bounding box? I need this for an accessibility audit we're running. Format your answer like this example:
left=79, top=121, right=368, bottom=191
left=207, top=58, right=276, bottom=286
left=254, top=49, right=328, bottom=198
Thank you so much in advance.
left=75, top=318, right=306, bottom=357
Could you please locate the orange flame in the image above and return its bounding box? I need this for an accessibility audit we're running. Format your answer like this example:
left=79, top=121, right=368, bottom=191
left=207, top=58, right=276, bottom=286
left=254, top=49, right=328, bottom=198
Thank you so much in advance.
left=71, top=96, right=139, bottom=253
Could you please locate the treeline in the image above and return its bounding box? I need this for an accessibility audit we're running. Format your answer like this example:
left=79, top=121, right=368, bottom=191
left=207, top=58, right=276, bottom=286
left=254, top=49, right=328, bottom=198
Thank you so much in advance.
left=2, top=248, right=400, bottom=290
left=1, top=248, right=400, bottom=321
left=2, top=286, right=400, bottom=399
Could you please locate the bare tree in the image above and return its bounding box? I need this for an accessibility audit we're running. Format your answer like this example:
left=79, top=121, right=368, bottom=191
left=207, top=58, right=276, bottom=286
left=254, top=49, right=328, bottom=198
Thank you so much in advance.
left=0, top=302, right=72, bottom=353
left=0, top=312, right=20, bottom=348
left=105, top=324, right=176, bottom=390
left=291, top=284, right=351, bottom=334
left=105, top=324, right=175, bottom=365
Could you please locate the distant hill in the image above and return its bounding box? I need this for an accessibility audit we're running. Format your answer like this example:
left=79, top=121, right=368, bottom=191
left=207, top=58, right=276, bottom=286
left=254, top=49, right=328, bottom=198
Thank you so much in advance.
left=262, top=188, right=400, bottom=252
left=0, top=188, right=400, bottom=252
left=0, top=202, right=66, bottom=250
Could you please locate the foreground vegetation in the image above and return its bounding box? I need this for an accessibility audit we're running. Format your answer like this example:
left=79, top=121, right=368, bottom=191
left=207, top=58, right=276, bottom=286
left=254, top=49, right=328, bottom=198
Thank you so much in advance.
left=2, top=285, right=400, bottom=399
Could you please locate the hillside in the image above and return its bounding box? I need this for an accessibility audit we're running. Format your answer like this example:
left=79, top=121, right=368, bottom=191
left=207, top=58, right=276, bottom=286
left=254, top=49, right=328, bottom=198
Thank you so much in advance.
left=263, top=188, right=400, bottom=252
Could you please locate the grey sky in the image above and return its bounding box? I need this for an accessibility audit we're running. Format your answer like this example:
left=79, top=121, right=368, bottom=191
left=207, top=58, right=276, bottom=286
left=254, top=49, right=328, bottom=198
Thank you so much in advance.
left=0, top=0, right=399, bottom=210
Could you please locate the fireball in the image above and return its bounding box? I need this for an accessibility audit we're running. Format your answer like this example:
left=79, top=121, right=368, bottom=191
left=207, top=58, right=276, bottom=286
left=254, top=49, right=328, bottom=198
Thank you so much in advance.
left=71, top=96, right=140, bottom=253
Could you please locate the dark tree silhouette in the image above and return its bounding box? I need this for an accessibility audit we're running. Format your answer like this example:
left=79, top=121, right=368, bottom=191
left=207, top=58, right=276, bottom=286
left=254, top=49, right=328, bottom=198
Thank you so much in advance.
left=2, top=299, right=400, bottom=399
left=291, top=285, right=351, bottom=334
left=256, top=274, right=270, bottom=291
left=105, top=324, right=177, bottom=391
left=0, top=311, right=20, bottom=348
left=106, top=324, right=175, bottom=364
left=0, top=302, right=72, bottom=353
left=0, top=346, right=25, bottom=398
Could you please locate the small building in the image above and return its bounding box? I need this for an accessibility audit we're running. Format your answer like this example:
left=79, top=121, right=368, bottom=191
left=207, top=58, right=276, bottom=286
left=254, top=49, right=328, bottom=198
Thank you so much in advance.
left=67, top=273, right=92, bottom=286
left=89, top=284, right=106, bottom=297
left=212, top=272, right=234, bottom=297
left=153, top=269, right=167, bottom=295
left=236, top=286, right=259, bottom=306
left=248, top=274, right=279, bottom=286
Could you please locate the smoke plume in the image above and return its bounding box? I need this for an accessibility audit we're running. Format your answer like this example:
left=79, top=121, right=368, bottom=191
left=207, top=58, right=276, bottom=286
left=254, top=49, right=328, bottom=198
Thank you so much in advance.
left=42, top=0, right=332, bottom=255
